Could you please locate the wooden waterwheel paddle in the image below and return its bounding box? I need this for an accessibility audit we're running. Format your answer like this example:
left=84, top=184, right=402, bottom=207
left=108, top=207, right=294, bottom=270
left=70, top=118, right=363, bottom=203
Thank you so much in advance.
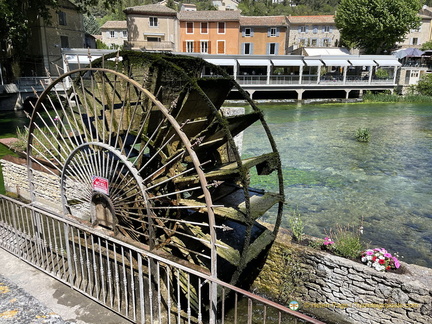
left=26, top=50, right=284, bottom=292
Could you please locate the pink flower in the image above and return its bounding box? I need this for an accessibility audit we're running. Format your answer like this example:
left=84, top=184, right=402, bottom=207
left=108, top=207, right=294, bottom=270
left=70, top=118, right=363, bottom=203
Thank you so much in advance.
left=366, top=250, right=374, bottom=256
left=383, top=253, right=392, bottom=258
left=323, top=237, right=334, bottom=245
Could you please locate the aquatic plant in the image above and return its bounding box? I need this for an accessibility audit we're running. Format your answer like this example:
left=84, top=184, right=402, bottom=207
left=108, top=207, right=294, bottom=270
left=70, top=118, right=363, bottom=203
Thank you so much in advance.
left=355, top=127, right=370, bottom=142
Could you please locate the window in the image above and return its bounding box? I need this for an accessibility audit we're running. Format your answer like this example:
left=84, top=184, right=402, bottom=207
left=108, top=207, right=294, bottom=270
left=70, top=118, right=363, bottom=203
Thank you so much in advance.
left=412, top=38, right=418, bottom=45
left=269, top=27, right=277, bottom=37
left=299, top=26, right=307, bottom=33
left=110, top=31, right=115, bottom=38
left=149, top=17, right=158, bottom=27
left=60, top=36, right=69, bottom=48
left=147, top=37, right=161, bottom=42
left=200, top=41, right=209, bottom=53
left=201, top=22, right=208, bottom=34
left=299, top=38, right=307, bottom=47
left=218, top=22, right=225, bottom=34
left=186, top=41, right=194, bottom=53
left=244, top=28, right=252, bottom=37
left=123, top=30, right=128, bottom=38
left=311, top=38, right=318, bottom=46
left=217, top=40, right=225, bottom=54
left=323, top=26, right=331, bottom=33
left=267, top=43, right=278, bottom=55
left=243, top=43, right=252, bottom=55
left=323, top=38, right=331, bottom=47
left=186, top=22, right=194, bottom=34
left=58, top=11, right=67, bottom=26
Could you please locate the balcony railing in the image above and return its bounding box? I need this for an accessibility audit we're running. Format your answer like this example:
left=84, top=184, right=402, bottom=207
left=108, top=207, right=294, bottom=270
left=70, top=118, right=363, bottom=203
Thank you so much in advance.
left=126, top=41, right=175, bottom=51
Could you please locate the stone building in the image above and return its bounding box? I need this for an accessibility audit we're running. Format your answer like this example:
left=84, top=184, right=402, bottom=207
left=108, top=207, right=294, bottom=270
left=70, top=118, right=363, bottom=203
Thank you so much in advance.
left=396, top=7, right=432, bottom=49
left=287, top=15, right=340, bottom=53
left=239, top=16, right=288, bottom=55
left=178, top=10, right=241, bottom=54
left=26, top=0, right=85, bottom=77
left=124, top=4, right=178, bottom=52
left=100, top=21, right=128, bottom=49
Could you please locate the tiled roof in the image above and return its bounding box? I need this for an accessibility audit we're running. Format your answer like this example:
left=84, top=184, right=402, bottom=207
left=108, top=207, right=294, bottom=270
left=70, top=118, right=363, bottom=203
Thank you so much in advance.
left=100, top=21, right=127, bottom=29
left=240, top=16, right=287, bottom=26
left=288, top=15, right=335, bottom=24
left=124, top=4, right=177, bottom=15
left=178, top=10, right=241, bottom=21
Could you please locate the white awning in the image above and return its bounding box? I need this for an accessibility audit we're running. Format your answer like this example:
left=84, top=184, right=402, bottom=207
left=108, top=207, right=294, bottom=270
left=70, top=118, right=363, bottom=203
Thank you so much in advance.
left=304, top=60, right=323, bottom=66
left=349, top=59, right=377, bottom=66
left=271, top=59, right=305, bottom=67
left=237, top=59, right=271, bottom=66
left=374, top=59, right=402, bottom=67
left=64, top=54, right=102, bottom=64
left=144, top=33, right=165, bottom=36
left=322, top=59, right=351, bottom=67
left=205, top=58, right=237, bottom=66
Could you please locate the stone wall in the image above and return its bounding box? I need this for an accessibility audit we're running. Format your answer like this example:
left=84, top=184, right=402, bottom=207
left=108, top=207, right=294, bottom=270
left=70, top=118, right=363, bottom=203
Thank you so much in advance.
left=253, top=228, right=432, bottom=324
left=1, top=156, right=62, bottom=212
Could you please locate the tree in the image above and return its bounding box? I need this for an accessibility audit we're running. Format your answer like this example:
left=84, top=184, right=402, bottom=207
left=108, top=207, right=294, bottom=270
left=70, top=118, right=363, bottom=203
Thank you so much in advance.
left=414, top=73, right=432, bottom=96
left=0, top=0, right=118, bottom=83
left=335, top=0, right=423, bottom=54
left=421, top=40, right=432, bottom=51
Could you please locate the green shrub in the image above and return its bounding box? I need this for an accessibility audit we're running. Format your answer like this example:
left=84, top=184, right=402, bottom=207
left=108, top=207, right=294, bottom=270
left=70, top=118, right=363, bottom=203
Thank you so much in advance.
left=329, top=225, right=364, bottom=259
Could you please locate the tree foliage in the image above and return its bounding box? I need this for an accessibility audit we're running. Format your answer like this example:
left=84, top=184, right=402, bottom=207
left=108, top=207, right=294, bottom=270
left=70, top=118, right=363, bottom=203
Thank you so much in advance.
left=414, top=73, right=432, bottom=96
left=335, top=0, right=423, bottom=54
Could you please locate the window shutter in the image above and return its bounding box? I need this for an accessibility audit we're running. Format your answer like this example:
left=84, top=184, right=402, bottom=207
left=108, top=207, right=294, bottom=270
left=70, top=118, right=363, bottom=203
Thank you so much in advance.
left=208, top=41, right=211, bottom=54
left=266, top=43, right=270, bottom=54
left=276, top=28, right=280, bottom=37
left=275, top=43, right=279, bottom=55
left=242, top=28, right=245, bottom=37
left=241, top=43, right=245, bottom=54
left=298, top=26, right=302, bottom=33
left=251, top=43, right=254, bottom=54
left=194, top=40, right=200, bottom=53
left=267, top=28, right=271, bottom=37
left=183, top=41, right=186, bottom=52
left=251, top=28, right=254, bottom=37
left=329, top=26, right=333, bottom=32
left=305, top=26, right=309, bottom=33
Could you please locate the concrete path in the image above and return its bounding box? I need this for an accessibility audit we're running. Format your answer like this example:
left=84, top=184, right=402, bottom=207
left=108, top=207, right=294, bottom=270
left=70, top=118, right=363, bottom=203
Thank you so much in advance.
left=0, top=248, right=130, bottom=324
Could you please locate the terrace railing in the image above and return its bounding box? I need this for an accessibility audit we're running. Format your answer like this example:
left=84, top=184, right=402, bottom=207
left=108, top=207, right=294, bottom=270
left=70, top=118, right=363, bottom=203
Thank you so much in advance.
left=0, top=195, right=325, bottom=324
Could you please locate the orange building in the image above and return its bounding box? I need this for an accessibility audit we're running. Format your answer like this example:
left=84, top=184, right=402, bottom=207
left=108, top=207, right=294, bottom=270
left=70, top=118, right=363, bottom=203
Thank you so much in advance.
left=239, top=16, right=288, bottom=55
left=178, top=10, right=241, bottom=54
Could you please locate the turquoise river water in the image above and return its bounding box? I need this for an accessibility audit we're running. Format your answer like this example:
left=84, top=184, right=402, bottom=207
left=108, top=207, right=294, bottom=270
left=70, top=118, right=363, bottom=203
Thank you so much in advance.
left=243, top=102, right=432, bottom=268
left=1, top=103, right=431, bottom=267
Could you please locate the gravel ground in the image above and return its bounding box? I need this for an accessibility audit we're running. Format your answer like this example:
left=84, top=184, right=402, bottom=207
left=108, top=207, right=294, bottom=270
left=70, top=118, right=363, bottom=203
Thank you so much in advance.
left=0, top=274, right=69, bottom=324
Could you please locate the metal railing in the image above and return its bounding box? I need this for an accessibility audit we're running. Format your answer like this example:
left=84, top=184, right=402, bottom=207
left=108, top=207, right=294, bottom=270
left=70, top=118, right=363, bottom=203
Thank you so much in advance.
left=0, top=195, right=325, bottom=324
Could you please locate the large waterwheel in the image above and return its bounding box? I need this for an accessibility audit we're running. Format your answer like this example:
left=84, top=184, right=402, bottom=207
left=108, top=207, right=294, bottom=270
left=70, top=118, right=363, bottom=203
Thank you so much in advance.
left=27, top=51, right=284, bottom=298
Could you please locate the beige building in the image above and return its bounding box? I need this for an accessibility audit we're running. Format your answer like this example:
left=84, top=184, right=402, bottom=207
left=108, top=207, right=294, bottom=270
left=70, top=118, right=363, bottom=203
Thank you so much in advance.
left=287, top=15, right=340, bottom=53
left=124, top=4, right=178, bottom=52
left=239, top=16, right=288, bottom=55
left=100, top=21, right=128, bottom=49
left=27, top=0, right=85, bottom=76
left=397, top=7, right=432, bottom=49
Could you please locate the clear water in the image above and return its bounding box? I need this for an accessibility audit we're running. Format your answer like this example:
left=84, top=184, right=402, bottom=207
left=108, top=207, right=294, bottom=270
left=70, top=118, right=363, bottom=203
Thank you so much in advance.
left=1, top=104, right=432, bottom=267
left=243, top=102, right=432, bottom=267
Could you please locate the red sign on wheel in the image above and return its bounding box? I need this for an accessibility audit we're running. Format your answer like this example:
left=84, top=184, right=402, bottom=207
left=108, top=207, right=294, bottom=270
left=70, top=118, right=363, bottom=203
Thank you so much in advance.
left=92, top=176, right=109, bottom=195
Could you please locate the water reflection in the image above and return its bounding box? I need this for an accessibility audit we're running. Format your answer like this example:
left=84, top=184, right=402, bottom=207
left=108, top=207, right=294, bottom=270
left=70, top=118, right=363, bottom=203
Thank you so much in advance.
left=243, top=103, right=432, bottom=267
